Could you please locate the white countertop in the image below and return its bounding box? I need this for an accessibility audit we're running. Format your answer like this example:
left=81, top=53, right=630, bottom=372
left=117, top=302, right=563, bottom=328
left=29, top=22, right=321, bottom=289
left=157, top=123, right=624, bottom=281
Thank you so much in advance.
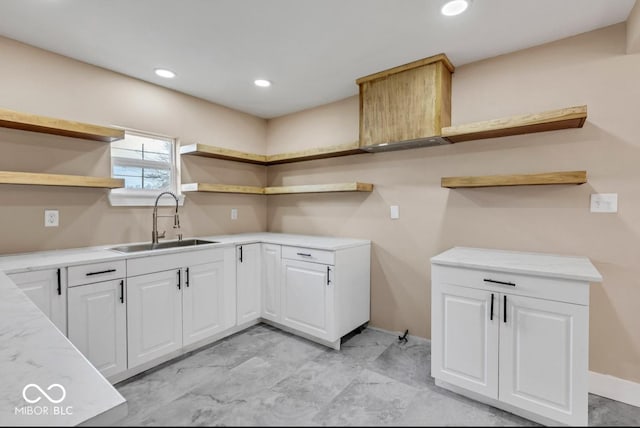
left=431, top=246, right=602, bottom=282
left=0, top=272, right=127, bottom=426
left=0, top=233, right=370, bottom=274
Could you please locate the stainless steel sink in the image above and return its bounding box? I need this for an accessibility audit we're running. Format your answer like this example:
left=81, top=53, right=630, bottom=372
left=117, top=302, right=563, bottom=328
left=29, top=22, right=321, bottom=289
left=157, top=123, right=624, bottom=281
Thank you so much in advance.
left=110, top=239, right=219, bottom=253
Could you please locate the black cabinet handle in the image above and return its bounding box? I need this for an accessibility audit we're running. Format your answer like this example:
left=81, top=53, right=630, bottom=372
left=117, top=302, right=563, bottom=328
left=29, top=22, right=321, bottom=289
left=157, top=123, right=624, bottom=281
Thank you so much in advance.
left=484, top=278, right=516, bottom=287
left=503, top=295, right=507, bottom=323
left=185, top=268, right=190, bottom=287
left=177, top=269, right=181, bottom=290
left=120, top=280, right=124, bottom=304
left=239, top=246, right=243, bottom=263
left=297, top=252, right=312, bottom=257
left=490, top=293, right=494, bottom=321
left=56, top=268, right=61, bottom=296
left=86, top=269, right=117, bottom=277
left=327, top=266, right=331, bottom=285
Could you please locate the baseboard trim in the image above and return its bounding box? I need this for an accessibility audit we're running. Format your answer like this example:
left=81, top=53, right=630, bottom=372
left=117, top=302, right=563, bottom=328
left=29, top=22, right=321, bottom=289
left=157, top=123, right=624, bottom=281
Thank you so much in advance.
left=589, top=371, right=640, bottom=408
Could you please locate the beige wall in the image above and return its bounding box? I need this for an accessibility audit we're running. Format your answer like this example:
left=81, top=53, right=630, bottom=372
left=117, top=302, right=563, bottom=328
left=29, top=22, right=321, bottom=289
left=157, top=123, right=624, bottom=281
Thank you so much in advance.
left=627, top=0, right=640, bottom=53
left=0, top=36, right=268, bottom=254
left=266, top=23, right=640, bottom=383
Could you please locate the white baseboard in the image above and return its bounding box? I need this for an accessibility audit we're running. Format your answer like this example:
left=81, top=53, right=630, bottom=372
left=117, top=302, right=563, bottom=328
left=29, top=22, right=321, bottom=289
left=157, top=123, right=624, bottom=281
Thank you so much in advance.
left=589, top=371, right=640, bottom=408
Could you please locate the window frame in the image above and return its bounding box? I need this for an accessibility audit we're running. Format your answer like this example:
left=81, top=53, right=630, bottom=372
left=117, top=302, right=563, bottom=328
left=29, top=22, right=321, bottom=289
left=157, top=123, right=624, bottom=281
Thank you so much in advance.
left=108, top=128, right=184, bottom=207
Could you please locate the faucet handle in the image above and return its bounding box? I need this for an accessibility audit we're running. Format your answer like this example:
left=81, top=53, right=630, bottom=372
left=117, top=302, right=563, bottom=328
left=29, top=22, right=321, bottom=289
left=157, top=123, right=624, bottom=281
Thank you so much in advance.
left=158, top=231, right=166, bottom=239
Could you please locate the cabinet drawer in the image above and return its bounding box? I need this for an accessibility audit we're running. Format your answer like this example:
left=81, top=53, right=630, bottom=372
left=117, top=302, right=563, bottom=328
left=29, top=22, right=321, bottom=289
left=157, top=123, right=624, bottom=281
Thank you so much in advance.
left=68, top=260, right=126, bottom=287
left=432, top=265, right=589, bottom=306
left=282, top=246, right=335, bottom=265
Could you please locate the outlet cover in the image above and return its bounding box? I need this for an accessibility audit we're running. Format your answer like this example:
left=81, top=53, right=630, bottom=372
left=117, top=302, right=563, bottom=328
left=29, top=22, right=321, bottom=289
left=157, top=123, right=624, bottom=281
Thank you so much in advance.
left=231, top=208, right=238, bottom=220
left=590, top=193, right=618, bottom=213
left=45, top=209, right=59, bottom=227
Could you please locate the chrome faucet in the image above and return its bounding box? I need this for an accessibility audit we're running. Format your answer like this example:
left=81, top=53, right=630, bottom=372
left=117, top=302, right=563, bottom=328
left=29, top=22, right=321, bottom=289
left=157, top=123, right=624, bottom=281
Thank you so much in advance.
left=152, top=191, right=182, bottom=244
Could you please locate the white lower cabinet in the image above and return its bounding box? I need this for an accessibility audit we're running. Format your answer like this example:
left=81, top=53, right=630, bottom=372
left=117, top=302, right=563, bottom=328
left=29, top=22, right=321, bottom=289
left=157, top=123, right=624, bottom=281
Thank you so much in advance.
left=68, top=279, right=127, bottom=378
left=261, top=243, right=282, bottom=322
left=8, top=268, right=67, bottom=335
left=281, top=259, right=334, bottom=341
left=236, top=243, right=261, bottom=325
left=127, top=269, right=183, bottom=368
left=183, top=260, right=228, bottom=346
left=431, top=254, right=595, bottom=426
left=499, top=294, right=588, bottom=424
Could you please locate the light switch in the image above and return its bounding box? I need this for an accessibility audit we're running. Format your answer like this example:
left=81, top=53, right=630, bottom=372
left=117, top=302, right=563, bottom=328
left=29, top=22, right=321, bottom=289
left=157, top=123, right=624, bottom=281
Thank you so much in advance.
left=231, top=208, right=238, bottom=220
left=590, top=193, right=618, bottom=213
left=390, top=205, right=400, bottom=220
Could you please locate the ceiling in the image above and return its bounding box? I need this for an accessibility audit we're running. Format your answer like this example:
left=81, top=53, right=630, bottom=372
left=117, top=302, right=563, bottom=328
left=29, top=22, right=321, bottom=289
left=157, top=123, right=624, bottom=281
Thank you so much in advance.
left=0, top=0, right=635, bottom=118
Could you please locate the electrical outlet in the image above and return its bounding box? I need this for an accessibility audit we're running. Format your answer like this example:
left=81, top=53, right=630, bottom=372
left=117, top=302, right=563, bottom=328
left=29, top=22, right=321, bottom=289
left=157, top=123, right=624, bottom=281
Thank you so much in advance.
left=590, top=194, right=618, bottom=213
left=231, top=208, right=238, bottom=220
left=44, top=209, right=59, bottom=227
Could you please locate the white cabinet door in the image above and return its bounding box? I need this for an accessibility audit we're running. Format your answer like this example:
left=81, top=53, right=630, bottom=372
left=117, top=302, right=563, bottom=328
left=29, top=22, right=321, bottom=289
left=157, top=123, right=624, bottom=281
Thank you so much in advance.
left=127, top=269, right=183, bottom=368
left=499, top=294, right=588, bottom=426
left=281, top=259, right=334, bottom=341
left=68, top=279, right=127, bottom=378
left=261, top=244, right=281, bottom=322
left=236, top=244, right=261, bottom=324
left=183, top=261, right=226, bottom=346
left=9, top=268, right=67, bottom=335
left=431, top=282, right=499, bottom=399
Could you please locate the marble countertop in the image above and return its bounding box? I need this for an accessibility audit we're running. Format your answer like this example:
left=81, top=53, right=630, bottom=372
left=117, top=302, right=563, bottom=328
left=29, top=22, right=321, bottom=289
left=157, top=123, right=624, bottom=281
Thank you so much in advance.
left=0, top=233, right=370, bottom=274
left=431, top=246, right=602, bottom=282
left=0, top=272, right=127, bottom=426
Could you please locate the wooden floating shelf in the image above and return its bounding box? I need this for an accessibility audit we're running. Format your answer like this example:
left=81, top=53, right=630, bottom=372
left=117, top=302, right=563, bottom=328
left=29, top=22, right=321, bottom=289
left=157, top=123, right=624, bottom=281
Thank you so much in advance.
left=441, top=171, right=587, bottom=188
left=266, top=141, right=364, bottom=165
left=179, top=144, right=267, bottom=165
left=181, top=183, right=265, bottom=195
left=0, top=171, right=125, bottom=189
left=264, top=182, right=374, bottom=195
left=0, top=108, right=124, bottom=142
left=441, top=105, right=587, bottom=143
left=181, top=182, right=374, bottom=195
left=180, top=141, right=365, bottom=166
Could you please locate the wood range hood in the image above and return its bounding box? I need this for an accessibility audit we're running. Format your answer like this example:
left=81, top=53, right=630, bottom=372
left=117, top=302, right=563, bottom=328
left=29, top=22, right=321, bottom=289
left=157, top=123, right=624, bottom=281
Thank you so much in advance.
left=356, top=53, right=454, bottom=152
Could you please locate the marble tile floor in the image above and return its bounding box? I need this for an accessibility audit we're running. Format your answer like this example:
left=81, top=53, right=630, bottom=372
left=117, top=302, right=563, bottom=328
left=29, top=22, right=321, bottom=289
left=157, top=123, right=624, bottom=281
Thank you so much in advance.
left=115, top=324, right=640, bottom=426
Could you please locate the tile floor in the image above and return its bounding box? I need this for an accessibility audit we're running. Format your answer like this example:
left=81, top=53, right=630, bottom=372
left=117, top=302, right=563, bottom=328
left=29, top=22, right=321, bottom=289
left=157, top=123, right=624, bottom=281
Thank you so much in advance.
left=115, top=324, right=640, bottom=426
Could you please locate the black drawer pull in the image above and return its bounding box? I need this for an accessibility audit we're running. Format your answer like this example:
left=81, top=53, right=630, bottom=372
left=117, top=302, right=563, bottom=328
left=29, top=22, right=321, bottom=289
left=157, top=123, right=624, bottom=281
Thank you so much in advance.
left=484, top=278, right=516, bottom=287
left=177, top=269, right=181, bottom=290
left=120, top=280, right=124, bottom=304
left=56, top=268, right=61, bottom=295
left=490, top=293, right=494, bottom=321
left=239, top=246, right=243, bottom=263
left=327, top=266, right=331, bottom=285
left=297, top=252, right=312, bottom=257
left=86, top=269, right=117, bottom=276
left=185, top=267, right=190, bottom=287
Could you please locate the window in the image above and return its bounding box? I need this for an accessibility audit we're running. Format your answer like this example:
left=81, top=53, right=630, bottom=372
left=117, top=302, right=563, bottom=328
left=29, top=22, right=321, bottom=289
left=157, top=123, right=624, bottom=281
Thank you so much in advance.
left=109, top=129, right=183, bottom=206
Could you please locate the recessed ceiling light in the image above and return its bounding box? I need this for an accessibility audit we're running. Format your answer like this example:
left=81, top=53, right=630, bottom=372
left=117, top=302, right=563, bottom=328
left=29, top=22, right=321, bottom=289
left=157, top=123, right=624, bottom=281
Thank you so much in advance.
left=154, top=68, right=176, bottom=79
left=254, top=79, right=272, bottom=88
left=441, top=0, right=471, bottom=16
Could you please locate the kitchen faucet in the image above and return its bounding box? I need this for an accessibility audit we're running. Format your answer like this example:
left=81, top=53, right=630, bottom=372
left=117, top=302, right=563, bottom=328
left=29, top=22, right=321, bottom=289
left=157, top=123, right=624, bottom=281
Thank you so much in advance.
left=152, top=191, right=182, bottom=244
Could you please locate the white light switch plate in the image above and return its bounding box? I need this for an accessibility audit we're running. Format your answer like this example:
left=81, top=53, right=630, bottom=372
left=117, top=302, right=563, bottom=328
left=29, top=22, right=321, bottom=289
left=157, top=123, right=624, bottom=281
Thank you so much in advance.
left=390, top=205, right=400, bottom=220
left=44, top=209, right=59, bottom=227
left=231, top=208, right=238, bottom=220
left=590, top=193, right=618, bottom=213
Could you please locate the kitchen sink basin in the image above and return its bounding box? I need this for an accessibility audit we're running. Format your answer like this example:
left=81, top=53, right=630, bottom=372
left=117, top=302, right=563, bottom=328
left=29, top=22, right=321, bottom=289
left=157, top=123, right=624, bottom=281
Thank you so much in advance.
left=110, top=239, right=219, bottom=253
